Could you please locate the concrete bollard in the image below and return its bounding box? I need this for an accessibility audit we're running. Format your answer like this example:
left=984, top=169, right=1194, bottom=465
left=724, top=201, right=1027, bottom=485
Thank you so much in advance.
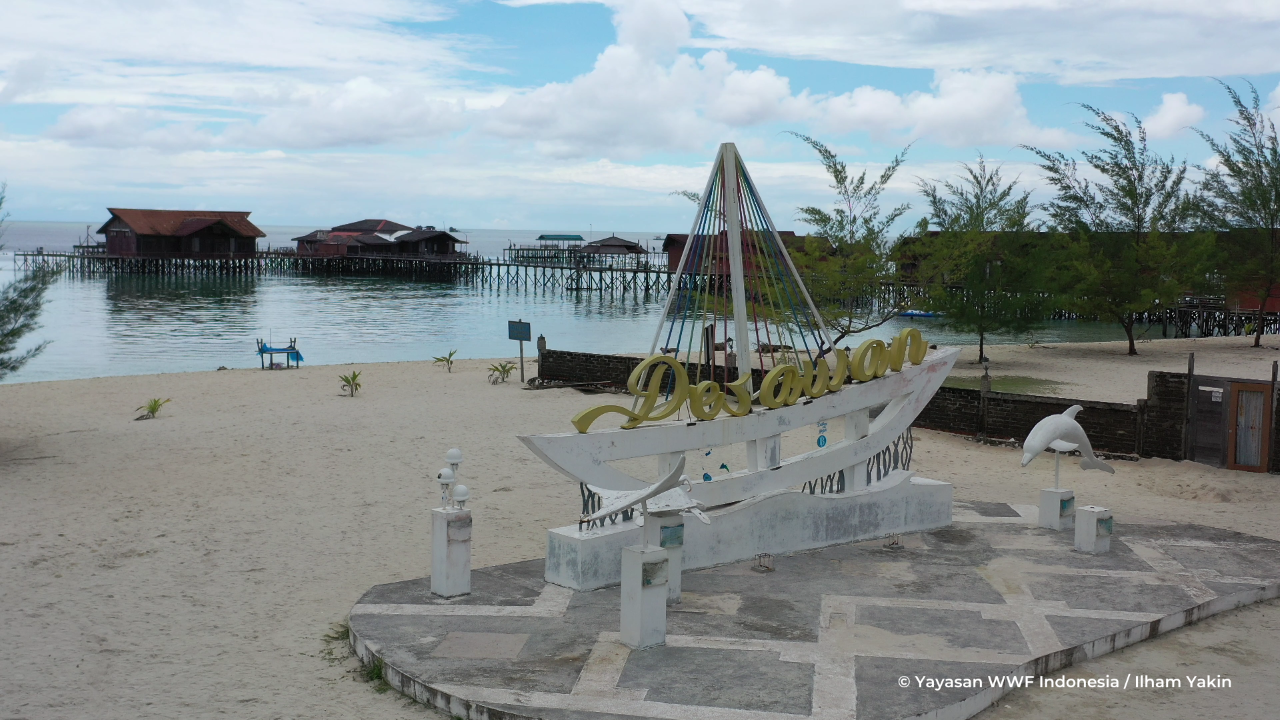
left=659, top=517, right=685, bottom=605
left=431, top=507, right=472, bottom=597
left=620, top=544, right=668, bottom=649
left=1039, top=488, right=1075, bottom=531
left=1074, top=505, right=1113, bottom=554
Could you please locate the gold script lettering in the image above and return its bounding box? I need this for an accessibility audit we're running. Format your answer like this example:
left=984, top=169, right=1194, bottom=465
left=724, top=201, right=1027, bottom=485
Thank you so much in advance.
left=571, top=331, right=931, bottom=431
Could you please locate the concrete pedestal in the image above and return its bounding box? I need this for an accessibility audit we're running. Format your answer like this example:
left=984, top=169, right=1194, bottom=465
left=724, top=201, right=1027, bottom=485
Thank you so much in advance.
left=546, top=472, right=952, bottom=591
left=620, top=544, right=668, bottom=649
left=1074, top=505, right=1113, bottom=554
left=431, top=507, right=472, bottom=597
left=1038, top=489, right=1075, bottom=531
left=658, top=518, right=684, bottom=604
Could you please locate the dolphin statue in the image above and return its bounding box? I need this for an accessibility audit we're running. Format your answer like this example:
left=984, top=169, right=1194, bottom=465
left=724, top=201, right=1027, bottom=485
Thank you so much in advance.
left=1020, top=405, right=1114, bottom=473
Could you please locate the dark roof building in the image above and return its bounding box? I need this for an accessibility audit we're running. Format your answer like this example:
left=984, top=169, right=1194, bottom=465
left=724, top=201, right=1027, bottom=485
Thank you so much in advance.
left=293, top=221, right=464, bottom=257
left=581, top=235, right=647, bottom=255
left=330, top=219, right=415, bottom=236
left=97, top=208, right=264, bottom=258
left=661, top=230, right=806, bottom=272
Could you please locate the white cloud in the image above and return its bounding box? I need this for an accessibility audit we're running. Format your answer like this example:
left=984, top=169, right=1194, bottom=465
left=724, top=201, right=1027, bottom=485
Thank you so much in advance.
left=0, top=56, right=50, bottom=104
left=816, top=70, right=1073, bottom=148
left=1143, top=92, right=1205, bottom=139
left=669, top=0, right=1280, bottom=83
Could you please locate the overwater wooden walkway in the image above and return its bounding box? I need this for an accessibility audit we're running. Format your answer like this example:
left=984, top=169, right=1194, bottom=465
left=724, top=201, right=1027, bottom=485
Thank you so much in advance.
left=11, top=252, right=673, bottom=295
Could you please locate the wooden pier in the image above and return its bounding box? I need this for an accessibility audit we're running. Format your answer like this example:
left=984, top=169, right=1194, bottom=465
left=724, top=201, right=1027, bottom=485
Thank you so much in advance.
left=11, top=252, right=673, bottom=295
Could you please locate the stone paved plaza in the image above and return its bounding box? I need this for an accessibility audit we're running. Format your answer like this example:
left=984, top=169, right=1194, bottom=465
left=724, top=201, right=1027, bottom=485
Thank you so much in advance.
left=349, top=504, right=1280, bottom=720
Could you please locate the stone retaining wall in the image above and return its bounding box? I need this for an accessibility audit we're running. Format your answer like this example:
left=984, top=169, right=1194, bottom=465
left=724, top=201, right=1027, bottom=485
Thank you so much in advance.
left=535, top=349, right=1275, bottom=469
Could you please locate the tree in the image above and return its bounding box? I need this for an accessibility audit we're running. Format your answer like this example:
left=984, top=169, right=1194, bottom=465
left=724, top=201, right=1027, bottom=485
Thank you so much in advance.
left=1023, top=106, right=1212, bottom=355
left=785, top=132, right=913, bottom=350
left=1195, top=81, right=1280, bottom=347
left=913, top=156, right=1052, bottom=363
left=0, top=184, right=57, bottom=380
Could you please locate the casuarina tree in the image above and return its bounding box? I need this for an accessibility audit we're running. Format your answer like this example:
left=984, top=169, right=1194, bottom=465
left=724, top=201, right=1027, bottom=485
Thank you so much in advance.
left=0, top=184, right=57, bottom=380
left=1024, top=106, right=1212, bottom=355
left=785, top=132, right=914, bottom=350
left=913, top=156, right=1054, bottom=363
left=1196, top=81, right=1280, bottom=347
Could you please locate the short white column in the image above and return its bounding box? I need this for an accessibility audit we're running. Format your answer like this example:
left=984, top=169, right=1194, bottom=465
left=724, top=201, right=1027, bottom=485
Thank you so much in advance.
left=431, top=507, right=472, bottom=597
left=620, top=544, right=668, bottom=649
left=1074, top=505, right=1113, bottom=554
left=1039, top=489, right=1075, bottom=530
left=844, top=409, right=870, bottom=489
left=659, top=517, right=685, bottom=605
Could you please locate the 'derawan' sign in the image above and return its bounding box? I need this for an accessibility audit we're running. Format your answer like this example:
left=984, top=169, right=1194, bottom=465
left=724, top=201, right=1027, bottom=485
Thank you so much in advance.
left=572, top=328, right=929, bottom=432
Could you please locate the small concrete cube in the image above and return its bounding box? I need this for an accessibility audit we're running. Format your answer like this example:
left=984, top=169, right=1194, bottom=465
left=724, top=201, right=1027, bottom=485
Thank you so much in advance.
left=620, top=544, right=668, bottom=649
left=1039, top=489, right=1075, bottom=530
left=1074, top=505, right=1113, bottom=554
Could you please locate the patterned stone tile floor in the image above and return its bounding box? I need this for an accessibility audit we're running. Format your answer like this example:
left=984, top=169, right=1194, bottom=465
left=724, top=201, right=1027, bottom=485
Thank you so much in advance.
left=349, top=505, right=1280, bottom=720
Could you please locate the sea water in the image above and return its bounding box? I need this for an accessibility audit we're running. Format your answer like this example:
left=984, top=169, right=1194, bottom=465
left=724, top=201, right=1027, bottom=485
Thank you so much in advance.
left=0, top=222, right=1130, bottom=384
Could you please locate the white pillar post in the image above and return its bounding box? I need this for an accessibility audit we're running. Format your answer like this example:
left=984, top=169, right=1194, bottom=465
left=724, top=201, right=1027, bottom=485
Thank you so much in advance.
left=1074, top=505, right=1113, bottom=554
left=844, top=409, right=869, bottom=489
left=658, top=516, right=685, bottom=604
left=431, top=507, right=472, bottom=597
left=620, top=536, right=668, bottom=649
left=1038, top=488, right=1075, bottom=530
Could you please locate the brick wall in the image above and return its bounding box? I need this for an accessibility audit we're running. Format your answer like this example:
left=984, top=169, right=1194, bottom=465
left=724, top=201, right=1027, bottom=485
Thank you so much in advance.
left=537, top=352, right=1264, bottom=468
left=538, top=349, right=641, bottom=386
left=1142, top=371, right=1188, bottom=461
left=915, top=386, right=982, bottom=436
left=538, top=349, right=766, bottom=389
left=983, top=393, right=1138, bottom=455
left=916, top=387, right=1139, bottom=455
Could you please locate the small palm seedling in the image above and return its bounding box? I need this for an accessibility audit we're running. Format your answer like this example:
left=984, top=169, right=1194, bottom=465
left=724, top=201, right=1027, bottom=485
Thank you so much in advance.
left=488, top=361, right=517, bottom=384
left=135, top=398, right=171, bottom=420
left=433, top=349, right=458, bottom=373
left=339, top=370, right=362, bottom=397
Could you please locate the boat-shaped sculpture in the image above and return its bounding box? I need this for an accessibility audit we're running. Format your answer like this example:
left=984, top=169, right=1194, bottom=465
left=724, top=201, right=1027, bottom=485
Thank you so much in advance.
left=522, top=143, right=957, bottom=590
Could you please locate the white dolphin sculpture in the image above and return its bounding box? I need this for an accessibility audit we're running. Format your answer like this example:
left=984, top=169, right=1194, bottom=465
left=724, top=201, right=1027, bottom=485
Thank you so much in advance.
left=1020, top=405, right=1114, bottom=474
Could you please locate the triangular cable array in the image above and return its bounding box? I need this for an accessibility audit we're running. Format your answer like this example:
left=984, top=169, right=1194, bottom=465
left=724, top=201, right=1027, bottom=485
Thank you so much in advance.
left=649, top=143, right=833, bottom=392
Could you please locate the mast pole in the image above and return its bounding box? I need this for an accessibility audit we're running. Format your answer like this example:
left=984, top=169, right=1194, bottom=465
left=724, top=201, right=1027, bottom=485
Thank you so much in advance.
left=721, top=143, right=753, bottom=390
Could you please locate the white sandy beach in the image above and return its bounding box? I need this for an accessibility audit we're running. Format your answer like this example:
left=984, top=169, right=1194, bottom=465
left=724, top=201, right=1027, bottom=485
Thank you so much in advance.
left=1, top=339, right=1277, bottom=719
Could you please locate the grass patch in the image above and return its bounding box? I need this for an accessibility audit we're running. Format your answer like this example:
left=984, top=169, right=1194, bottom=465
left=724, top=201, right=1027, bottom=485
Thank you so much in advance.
left=360, top=656, right=392, bottom=693
left=943, top=375, right=1066, bottom=395
left=321, top=621, right=352, bottom=665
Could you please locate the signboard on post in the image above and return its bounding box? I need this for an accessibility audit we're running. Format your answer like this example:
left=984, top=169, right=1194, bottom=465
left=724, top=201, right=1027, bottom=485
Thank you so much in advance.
left=509, top=320, right=532, bottom=382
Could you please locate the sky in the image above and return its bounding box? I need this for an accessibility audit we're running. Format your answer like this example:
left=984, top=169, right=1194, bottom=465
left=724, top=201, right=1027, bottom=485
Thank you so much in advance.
left=0, top=0, right=1278, bottom=235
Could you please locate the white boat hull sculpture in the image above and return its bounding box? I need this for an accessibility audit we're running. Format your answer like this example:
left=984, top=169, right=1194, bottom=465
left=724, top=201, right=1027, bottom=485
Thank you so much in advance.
left=522, top=346, right=959, bottom=590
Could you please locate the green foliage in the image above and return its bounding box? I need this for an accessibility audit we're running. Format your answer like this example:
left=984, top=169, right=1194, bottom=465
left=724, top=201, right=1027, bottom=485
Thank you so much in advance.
left=1023, top=106, right=1213, bottom=355
left=1195, top=81, right=1280, bottom=347
left=0, top=184, right=57, bottom=380
left=785, top=132, right=914, bottom=347
left=913, top=156, right=1056, bottom=362
left=339, top=370, right=361, bottom=397
left=135, top=398, right=171, bottom=420
left=488, top=361, right=517, bottom=384
left=433, top=349, right=457, bottom=372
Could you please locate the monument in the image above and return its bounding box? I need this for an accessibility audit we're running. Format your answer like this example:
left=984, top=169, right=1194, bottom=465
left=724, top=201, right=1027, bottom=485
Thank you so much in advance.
left=520, top=142, right=959, bottom=643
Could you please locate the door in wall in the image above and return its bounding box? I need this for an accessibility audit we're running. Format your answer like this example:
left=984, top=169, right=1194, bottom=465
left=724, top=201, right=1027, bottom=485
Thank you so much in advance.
left=1227, top=383, right=1272, bottom=472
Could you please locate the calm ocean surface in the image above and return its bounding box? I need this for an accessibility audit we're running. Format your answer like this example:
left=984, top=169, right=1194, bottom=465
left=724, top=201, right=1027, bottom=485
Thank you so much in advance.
left=0, top=221, right=1130, bottom=384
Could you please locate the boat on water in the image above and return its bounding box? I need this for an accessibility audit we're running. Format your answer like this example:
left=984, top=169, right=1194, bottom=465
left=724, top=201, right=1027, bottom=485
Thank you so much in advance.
left=899, top=309, right=939, bottom=318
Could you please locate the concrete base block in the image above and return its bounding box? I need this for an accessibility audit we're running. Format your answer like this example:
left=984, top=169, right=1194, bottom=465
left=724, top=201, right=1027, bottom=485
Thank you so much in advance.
left=546, top=471, right=952, bottom=591
left=431, top=508, right=472, bottom=597
left=620, top=545, right=667, bottom=649
left=1075, top=505, right=1113, bottom=554
left=1038, top=489, right=1075, bottom=531
left=658, top=519, right=684, bottom=605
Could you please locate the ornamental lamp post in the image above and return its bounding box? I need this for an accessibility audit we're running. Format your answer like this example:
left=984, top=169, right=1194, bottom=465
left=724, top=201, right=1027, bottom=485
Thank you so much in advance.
left=437, top=467, right=455, bottom=508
